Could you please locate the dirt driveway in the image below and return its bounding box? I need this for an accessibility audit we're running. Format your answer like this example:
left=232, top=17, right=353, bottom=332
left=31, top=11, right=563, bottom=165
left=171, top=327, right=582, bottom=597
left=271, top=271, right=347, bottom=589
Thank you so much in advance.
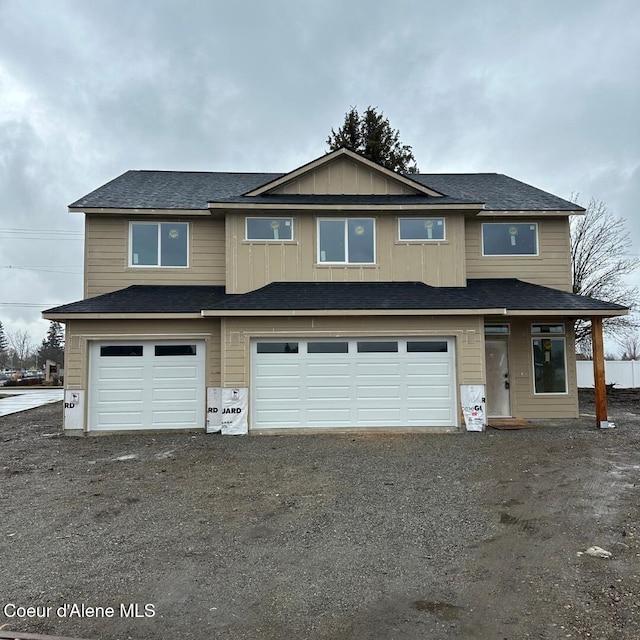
left=1, top=390, right=638, bottom=640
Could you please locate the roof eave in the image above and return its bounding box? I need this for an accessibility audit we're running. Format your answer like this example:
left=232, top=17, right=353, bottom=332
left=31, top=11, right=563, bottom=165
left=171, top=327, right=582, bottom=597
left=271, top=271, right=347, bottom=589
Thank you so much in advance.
left=206, top=202, right=485, bottom=212
left=477, top=209, right=585, bottom=217
left=201, top=308, right=505, bottom=317
left=42, top=312, right=205, bottom=321
left=68, top=207, right=210, bottom=216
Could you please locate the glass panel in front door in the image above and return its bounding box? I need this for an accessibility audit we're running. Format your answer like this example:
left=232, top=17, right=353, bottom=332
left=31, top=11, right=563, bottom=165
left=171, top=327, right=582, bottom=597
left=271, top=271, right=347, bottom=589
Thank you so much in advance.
left=485, top=339, right=511, bottom=417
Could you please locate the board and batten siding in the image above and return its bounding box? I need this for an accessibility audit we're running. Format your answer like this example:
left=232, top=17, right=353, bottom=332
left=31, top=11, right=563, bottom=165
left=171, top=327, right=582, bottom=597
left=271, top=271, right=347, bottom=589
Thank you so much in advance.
left=226, top=213, right=467, bottom=293
left=64, top=319, right=222, bottom=392
left=271, top=156, right=419, bottom=195
left=465, top=217, right=572, bottom=291
left=84, top=215, right=226, bottom=298
left=221, top=315, right=484, bottom=391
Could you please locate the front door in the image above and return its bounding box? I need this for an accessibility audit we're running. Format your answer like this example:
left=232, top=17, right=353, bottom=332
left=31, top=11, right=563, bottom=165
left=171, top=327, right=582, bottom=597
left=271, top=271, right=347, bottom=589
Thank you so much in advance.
left=485, top=339, right=511, bottom=417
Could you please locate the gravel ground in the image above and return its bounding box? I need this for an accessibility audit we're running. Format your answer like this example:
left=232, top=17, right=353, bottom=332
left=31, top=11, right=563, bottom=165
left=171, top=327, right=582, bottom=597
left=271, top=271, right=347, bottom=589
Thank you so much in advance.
left=1, top=390, right=638, bottom=640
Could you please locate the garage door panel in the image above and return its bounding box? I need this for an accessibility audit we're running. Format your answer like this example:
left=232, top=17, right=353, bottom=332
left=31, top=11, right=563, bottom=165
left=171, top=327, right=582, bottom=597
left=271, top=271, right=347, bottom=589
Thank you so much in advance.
left=306, top=408, right=352, bottom=424
left=255, top=386, right=302, bottom=400
left=97, top=366, right=145, bottom=381
left=92, top=412, right=144, bottom=429
left=356, top=407, right=402, bottom=423
left=152, top=388, right=198, bottom=402
left=305, top=386, right=351, bottom=400
left=306, top=363, right=350, bottom=376
left=356, top=385, right=402, bottom=399
left=97, top=389, right=144, bottom=403
left=153, top=365, right=200, bottom=380
left=355, top=362, right=401, bottom=376
left=152, top=410, right=198, bottom=425
left=255, top=409, right=301, bottom=426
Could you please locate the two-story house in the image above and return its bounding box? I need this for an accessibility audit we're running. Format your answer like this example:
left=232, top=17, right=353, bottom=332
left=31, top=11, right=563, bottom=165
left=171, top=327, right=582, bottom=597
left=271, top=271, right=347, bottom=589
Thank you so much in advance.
left=44, top=148, right=626, bottom=435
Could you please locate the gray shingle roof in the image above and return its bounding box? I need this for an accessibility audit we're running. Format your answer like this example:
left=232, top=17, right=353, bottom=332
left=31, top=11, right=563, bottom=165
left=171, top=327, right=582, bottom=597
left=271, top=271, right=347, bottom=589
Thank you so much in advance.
left=69, top=170, right=583, bottom=211
left=43, top=285, right=226, bottom=314
left=43, top=280, right=626, bottom=316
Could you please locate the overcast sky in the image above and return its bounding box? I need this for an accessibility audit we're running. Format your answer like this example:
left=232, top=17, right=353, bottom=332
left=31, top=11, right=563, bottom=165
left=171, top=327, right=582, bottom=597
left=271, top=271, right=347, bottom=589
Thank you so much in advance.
left=1, top=0, right=639, bottom=347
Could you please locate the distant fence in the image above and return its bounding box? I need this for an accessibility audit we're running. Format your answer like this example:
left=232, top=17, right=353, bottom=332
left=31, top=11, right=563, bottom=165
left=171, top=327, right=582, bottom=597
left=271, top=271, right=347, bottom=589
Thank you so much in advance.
left=577, top=360, right=640, bottom=388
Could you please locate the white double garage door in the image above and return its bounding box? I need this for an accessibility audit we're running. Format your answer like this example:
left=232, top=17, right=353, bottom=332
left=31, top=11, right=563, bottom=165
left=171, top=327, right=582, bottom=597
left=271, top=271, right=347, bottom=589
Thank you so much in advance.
left=88, top=337, right=457, bottom=431
left=252, top=337, right=457, bottom=429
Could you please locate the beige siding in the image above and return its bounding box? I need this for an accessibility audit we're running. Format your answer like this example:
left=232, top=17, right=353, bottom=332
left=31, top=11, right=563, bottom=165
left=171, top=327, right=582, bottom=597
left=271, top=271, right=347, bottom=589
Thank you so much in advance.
left=227, top=213, right=467, bottom=293
left=271, top=156, right=419, bottom=195
left=221, top=316, right=484, bottom=395
left=466, top=218, right=572, bottom=290
left=486, top=317, right=578, bottom=419
left=84, top=215, right=226, bottom=297
left=64, top=318, right=222, bottom=391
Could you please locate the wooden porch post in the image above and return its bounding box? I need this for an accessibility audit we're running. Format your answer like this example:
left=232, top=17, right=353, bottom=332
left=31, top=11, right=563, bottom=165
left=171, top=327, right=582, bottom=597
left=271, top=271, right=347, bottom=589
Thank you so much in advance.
left=591, top=316, right=608, bottom=428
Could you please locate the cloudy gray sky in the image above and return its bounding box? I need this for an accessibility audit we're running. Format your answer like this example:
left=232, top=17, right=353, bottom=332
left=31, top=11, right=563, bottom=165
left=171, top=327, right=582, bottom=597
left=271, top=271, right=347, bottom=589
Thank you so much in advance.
left=1, top=0, right=639, bottom=346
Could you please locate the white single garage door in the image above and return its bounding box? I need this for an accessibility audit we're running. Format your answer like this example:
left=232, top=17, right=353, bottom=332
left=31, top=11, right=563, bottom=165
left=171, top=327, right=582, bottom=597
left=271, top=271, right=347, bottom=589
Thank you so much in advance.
left=89, top=340, right=205, bottom=431
left=252, top=337, right=457, bottom=429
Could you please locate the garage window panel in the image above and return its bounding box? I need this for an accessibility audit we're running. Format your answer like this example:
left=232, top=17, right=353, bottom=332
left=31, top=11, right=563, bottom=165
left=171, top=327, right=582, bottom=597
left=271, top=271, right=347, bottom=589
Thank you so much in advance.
left=407, top=341, right=448, bottom=353
left=307, top=341, right=349, bottom=354
left=256, top=342, right=299, bottom=354
left=357, top=341, right=398, bottom=353
left=155, top=345, right=197, bottom=356
left=100, top=345, right=143, bottom=357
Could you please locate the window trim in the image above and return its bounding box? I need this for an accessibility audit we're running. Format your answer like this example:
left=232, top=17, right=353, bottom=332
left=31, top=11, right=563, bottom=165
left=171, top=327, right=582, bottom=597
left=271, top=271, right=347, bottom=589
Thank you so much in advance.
left=129, top=221, right=189, bottom=268
left=481, top=222, right=539, bottom=257
left=245, top=217, right=295, bottom=242
left=531, top=336, right=568, bottom=395
left=316, top=217, right=376, bottom=265
left=398, top=217, right=446, bottom=242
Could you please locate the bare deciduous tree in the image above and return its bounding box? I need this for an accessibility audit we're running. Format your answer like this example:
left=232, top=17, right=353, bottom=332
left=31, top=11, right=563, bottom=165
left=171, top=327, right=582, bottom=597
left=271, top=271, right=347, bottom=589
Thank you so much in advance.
left=7, top=329, right=34, bottom=370
left=618, top=331, right=640, bottom=360
left=571, top=196, right=639, bottom=350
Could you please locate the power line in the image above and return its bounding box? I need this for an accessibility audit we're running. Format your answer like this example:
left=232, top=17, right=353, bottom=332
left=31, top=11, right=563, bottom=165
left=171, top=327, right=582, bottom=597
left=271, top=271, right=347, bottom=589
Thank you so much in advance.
left=0, top=302, right=62, bottom=308
left=0, top=227, right=83, bottom=235
left=0, top=266, right=82, bottom=274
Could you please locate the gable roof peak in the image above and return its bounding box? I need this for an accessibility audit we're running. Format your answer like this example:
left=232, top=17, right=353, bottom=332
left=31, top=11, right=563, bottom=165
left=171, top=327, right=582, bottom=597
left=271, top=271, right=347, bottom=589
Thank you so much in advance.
left=243, top=147, right=444, bottom=197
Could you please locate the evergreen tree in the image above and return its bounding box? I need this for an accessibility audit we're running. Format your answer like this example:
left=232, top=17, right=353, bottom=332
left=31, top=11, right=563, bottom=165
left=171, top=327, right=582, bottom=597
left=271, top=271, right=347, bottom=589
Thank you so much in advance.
left=39, top=321, right=65, bottom=366
left=327, top=106, right=419, bottom=174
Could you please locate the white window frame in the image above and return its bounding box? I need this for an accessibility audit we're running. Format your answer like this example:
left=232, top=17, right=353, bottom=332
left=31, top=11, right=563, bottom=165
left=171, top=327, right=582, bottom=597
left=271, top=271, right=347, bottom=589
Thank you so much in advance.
left=245, top=217, right=294, bottom=242
left=481, top=222, right=539, bottom=257
left=531, top=335, right=568, bottom=395
left=398, top=217, right=446, bottom=242
left=316, top=218, right=376, bottom=265
left=129, top=221, right=189, bottom=268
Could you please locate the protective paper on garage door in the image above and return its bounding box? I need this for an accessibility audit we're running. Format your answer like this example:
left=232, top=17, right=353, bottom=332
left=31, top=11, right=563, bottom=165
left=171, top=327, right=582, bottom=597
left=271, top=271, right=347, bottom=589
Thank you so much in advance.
left=206, top=387, right=248, bottom=435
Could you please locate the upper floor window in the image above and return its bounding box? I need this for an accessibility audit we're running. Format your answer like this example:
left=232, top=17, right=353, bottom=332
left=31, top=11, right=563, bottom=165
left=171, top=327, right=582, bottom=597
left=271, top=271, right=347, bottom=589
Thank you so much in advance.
left=482, top=223, right=538, bottom=256
left=317, top=218, right=375, bottom=264
left=398, top=218, right=445, bottom=241
left=130, top=222, right=188, bottom=267
left=246, top=217, right=293, bottom=241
